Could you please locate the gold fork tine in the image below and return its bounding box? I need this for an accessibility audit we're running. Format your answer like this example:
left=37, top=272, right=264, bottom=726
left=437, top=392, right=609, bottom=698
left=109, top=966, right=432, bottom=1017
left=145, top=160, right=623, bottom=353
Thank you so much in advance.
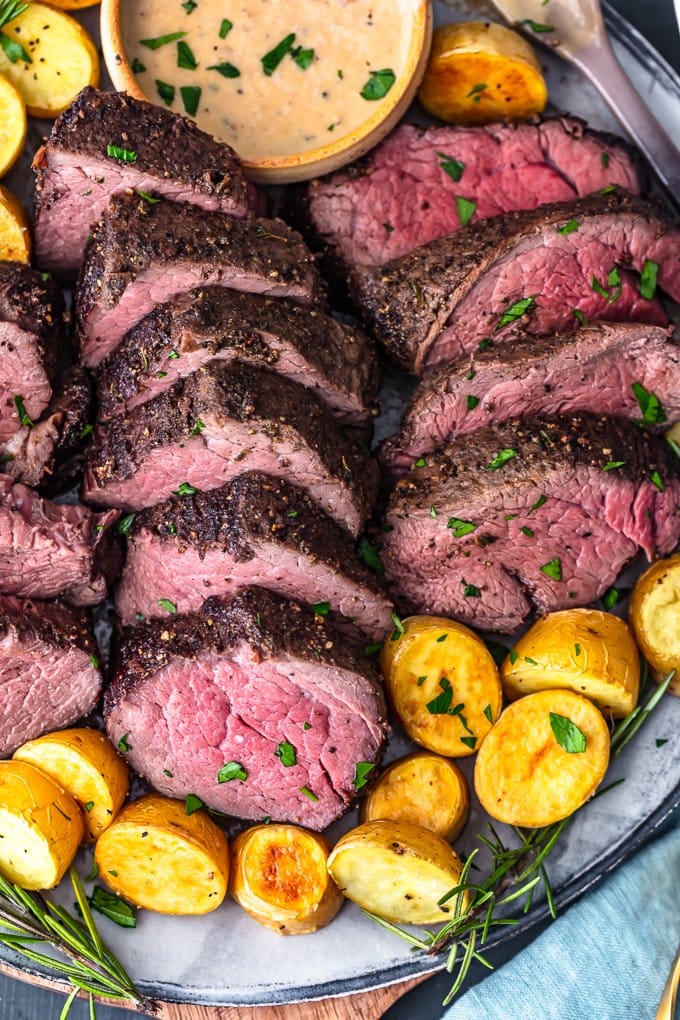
left=656, top=946, right=680, bottom=1020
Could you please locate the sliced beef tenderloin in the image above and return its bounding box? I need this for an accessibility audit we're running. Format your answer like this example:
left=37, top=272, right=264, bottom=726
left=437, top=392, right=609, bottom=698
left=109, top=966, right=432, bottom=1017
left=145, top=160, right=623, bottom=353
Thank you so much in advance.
left=381, top=323, right=680, bottom=477
left=0, top=475, right=120, bottom=606
left=0, top=262, right=67, bottom=443
left=115, top=472, right=393, bottom=640
left=97, top=288, right=378, bottom=429
left=382, top=415, right=680, bottom=632
left=0, top=595, right=102, bottom=757
left=33, top=86, right=258, bottom=277
left=105, top=587, right=388, bottom=829
left=76, top=193, right=323, bottom=368
left=351, top=192, right=678, bottom=374
left=83, top=363, right=378, bottom=533
left=305, top=117, right=642, bottom=271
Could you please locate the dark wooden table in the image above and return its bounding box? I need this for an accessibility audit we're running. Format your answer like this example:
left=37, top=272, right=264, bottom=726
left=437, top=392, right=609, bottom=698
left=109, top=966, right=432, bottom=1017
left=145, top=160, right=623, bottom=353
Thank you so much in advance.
left=2, top=1, right=677, bottom=1017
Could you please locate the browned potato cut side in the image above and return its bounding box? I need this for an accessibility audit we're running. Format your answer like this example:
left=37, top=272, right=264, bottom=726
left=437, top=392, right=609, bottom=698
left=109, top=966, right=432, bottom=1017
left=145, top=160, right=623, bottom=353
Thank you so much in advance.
left=0, top=184, right=30, bottom=262
left=630, top=555, right=680, bottom=695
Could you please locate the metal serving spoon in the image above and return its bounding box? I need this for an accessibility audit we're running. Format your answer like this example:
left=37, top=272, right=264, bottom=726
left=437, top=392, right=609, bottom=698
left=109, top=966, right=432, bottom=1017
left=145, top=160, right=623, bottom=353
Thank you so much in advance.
left=489, top=0, right=680, bottom=196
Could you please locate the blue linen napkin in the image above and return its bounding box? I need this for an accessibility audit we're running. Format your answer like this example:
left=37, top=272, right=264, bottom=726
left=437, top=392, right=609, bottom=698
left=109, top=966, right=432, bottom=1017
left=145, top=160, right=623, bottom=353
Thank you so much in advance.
left=444, top=818, right=680, bottom=1020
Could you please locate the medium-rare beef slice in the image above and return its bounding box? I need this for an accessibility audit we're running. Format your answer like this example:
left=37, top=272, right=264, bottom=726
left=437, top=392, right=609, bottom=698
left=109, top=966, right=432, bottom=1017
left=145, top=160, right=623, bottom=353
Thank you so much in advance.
left=381, top=323, right=680, bottom=476
left=351, top=192, right=678, bottom=374
left=382, top=414, right=680, bottom=632
left=76, top=193, right=323, bottom=368
left=105, top=586, right=388, bottom=829
left=115, top=472, right=393, bottom=639
left=83, top=363, right=378, bottom=533
left=0, top=595, right=103, bottom=757
left=305, top=117, right=642, bottom=270
left=0, top=475, right=120, bottom=605
left=0, top=262, right=67, bottom=443
left=33, top=86, right=258, bottom=277
left=97, top=287, right=378, bottom=428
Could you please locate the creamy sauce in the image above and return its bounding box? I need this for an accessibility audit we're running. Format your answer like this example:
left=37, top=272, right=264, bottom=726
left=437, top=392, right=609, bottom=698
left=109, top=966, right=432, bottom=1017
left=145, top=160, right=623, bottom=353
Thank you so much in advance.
left=488, top=0, right=600, bottom=52
left=123, top=0, right=411, bottom=161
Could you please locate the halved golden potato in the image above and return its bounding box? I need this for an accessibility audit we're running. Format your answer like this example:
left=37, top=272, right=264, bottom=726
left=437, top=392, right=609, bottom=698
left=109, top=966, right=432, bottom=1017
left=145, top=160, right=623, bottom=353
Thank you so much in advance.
left=501, top=609, right=640, bottom=718
left=475, top=690, right=610, bottom=827
left=327, top=819, right=468, bottom=925
left=418, top=22, right=548, bottom=125
left=95, top=794, right=228, bottom=915
left=230, top=824, right=342, bottom=935
left=381, top=616, right=502, bottom=757
left=360, top=752, right=470, bottom=842
left=0, top=75, right=26, bottom=178
left=0, top=184, right=30, bottom=262
left=0, top=760, right=83, bottom=889
left=14, top=728, right=129, bottom=841
left=43, top=0, right=100, bottom=7
left=630, top=555, right=680, bottom=696
left=0, top=2, right=99, bottom=118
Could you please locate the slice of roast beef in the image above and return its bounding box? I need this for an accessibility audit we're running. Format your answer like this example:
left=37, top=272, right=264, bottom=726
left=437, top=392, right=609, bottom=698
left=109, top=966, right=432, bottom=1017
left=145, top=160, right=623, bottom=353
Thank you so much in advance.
left=97, top=288, right=378, bottom=428
left=304, top=117, right=642, bottom=271
left=0, top=262, right=67, bottom=443
left=351, top=192, right=678, bottom=374
left=382, top=415, right=680, bottom=632
left=0, top=475, right=120, bottom=605
left=381, top=323, right=680, bottom=477
left=83, top=363, right=378, bottom=533
left=33, top=87, right=258, bottom=277
left=105, top=587, right=388, bottom=829
left=76, top=193, right=323, bottom=368
left=115, top=472, right=393, bottom=639
left=0, top=595, right=102, bottom=757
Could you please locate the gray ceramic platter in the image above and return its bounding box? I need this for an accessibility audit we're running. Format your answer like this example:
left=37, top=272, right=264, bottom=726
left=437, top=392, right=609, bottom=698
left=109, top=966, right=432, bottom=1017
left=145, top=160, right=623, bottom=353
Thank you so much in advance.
left=3, top=0, right=680, bottom=1008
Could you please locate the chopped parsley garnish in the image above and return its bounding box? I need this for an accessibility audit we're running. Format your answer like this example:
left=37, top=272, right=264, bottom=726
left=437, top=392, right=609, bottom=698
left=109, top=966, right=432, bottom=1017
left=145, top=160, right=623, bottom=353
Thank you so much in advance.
left=529, top=494, right=547, bottom=513
left=632, top=381, right=665, bottom=425
left=550, top=712, right=586, bottom=753
left=487, top=448, right=517, bottom=470
left=360, top=68, right=396, bottom=100
left=414, top=457, right=426, bottom=468
left=575, top=643, right=581, bottom=656
left=207, top=62, right=241, bottom=78
left=217, top=761, right=248, bottom=782
left=456, top=196, right=476, bottom=227
left=137, top=190, right=160, bottom=204
left=156, top=79, right=175, bottom=106
left=416, top=676, right=427, bottom=686
left=174, top=481, right=196, bottom=496
left=141, top=31, right=187, bottom=49
left=13, top=396, right=33, bottom=428
left=177, top=40, right=198, bottom=69
left=180, top=85, right=201, bottom=116
left=466, top=369, right=476, bottom=381
left=274, top=740, right=298, bottom=768
left=540, top=558, right=563, bottom=581
left=286, top=510, right=298, bottom=518
left=462, top=580, right=481, bottom=598
left=466, top=394, right=479, bottom=411
left=600, top=184, right=618, bottom=195
left=573, top=309, right=587, bottom=325
left=650, top=470, right=665, bottom=492
left=520, top=526, right=534, bottom=537
left=426, top=677, right=454, bottom=715
left=182, top=0, right=197, bottom=11
left=656, top=738, right=669, bottom=748
left=163, top=769, right=174, bottom=778
left=478, top=338, right=493, bottom=351
left=89, top=887, right=137, bottom=929
left=467, top=83, right=487, bottom=101
left=89, top=654, right=99, bottom=670
left=497, top=295, right=536, bottom=329
left=219, top=18, right=233, bottom=38
left=0, top=31, right=31, bottom=65
left=131, top=57, right=146, bottom=74
left=509, top=648, right=519, bottom=665
left=483, top=704, right=493, bottom=723
left=357, top=537, right=384, bottom=574
left=85, top=801, right=94, bottom=812
left=437, top=152, right=465, bottom=182
left=364, top=641, right=383, bottom=656
left=390, top=612, right=406, bottom=640
left=299, top=786, right=318, bottom=802
left=429, top=506, right=437, bottom=518
left=117, top=513, right=135, bottom=536
left=639, top=259, right=659, bottom=300
left=157, top=598, right=177, bottom=614
left=601, top=151, right=610, bottom=168
left=602, top=586, right=622, bottom=609
left=303, top=722, right=312, bottom=731
left=460, top=735, right=477, bottom=750
left=591, top=269, right=621, bottom=303
left=292, top=46, right=314, bottom=69
left=603, top=460, right=626, bottom=471
left=190, top=418, right=206, bottom=436
left=525, top=657, right=539, bottom=665
left=557, top=218, right=579, bottom=235
left=436, top=634, right=448, bottom=642
left=168, top=349, right=180, bottom=359
left=520, top=19, right=554, bottom=31
left=117, top=733, right=131, bottom=753
left=185, top=793, right=204, bottom=814
left=105, top=144, right=139, bottom=166
left=448, top=517, right=476, bottom=538
left=312, top=601, right=330, bottom=617
left=262, top=33, right=296, bottom=76
left=353, top=762, right=375, bottom=790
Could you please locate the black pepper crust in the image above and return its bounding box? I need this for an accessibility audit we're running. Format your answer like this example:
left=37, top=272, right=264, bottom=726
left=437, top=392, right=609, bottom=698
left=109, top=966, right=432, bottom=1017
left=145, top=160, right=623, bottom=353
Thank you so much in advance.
left=0, top=595, right=100, bottom=659
left=0, top=262, right=67, bottom=382
left=104, top=586, right=385, bottom=718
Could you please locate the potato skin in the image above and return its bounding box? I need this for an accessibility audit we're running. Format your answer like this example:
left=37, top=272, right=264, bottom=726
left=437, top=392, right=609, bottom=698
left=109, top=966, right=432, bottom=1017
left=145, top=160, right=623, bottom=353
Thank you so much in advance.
left=474, top=690, right=610, bottom=827
left=381, top=616, right=502, bottom=757
left=360, top=752, right=470, bottom=842
left=630, top=555, right=680, bottom=696
left=0, top=185, right=30, bottom=263
left=0, top=760, right=83, bottom=889
left=502, top=609, right=640, bottom=718
left=418, top=21, right=547, bottom=125
left=327, top=819, right=467, bottom=925
left=230, top=824, right=342, bottom=935
left=95, top=795, right=228, bottom=915
left=14, top=728, right=129, bottom=841
left=0, top=76, right=26, bottom=178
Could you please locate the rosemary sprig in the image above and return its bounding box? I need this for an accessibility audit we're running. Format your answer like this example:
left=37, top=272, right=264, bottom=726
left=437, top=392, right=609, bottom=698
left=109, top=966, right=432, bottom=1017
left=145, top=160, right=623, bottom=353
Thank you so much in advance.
left=0, top=0, right=27, bottom=30
left=0, top=868, right=155, bottom=1017
left=0, top=0, right=31, bottom=65
left=365, top=669, right=675, bottom=1005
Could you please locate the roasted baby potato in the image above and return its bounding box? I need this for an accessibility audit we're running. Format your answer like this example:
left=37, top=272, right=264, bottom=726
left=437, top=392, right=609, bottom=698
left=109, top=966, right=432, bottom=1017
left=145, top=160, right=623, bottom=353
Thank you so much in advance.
left=381, top=616, right=502, bottom=757
left=95, top=795, right=228, bottom=915
left=360, top=752, right=470, bottom=842
left=0, top=184, right=30, bottom=262
left=630, top=555, right=680, bottom=696
left=501, top=609, right=640, bottom=718
left=475, top=690, right=610, bottom=827
left=328, top=819, right=467, bottom=925
left=230, top=824, right=342, bottom=935
left=43, top=0, right=100, bottom=7
left=0, top=75, right=26, bottom=178
left=14, top=728, right=130, bottom=841
left=418, top=21, right=548, bottom=125
left=0, top=760, right=83, bottom=889
left=0, top=2, right=99, bottom=117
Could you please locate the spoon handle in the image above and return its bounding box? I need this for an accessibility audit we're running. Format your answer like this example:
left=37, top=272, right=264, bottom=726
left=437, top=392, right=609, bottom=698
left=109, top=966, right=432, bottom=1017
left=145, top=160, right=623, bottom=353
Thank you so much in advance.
left=569, top=33, right=680, bottom=197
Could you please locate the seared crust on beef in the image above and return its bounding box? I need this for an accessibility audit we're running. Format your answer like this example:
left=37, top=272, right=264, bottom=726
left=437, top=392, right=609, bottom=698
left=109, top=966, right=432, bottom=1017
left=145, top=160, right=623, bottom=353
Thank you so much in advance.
left=0, top=262, right=67, bottom=382
left=0, top=596, right=99, bottom=656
